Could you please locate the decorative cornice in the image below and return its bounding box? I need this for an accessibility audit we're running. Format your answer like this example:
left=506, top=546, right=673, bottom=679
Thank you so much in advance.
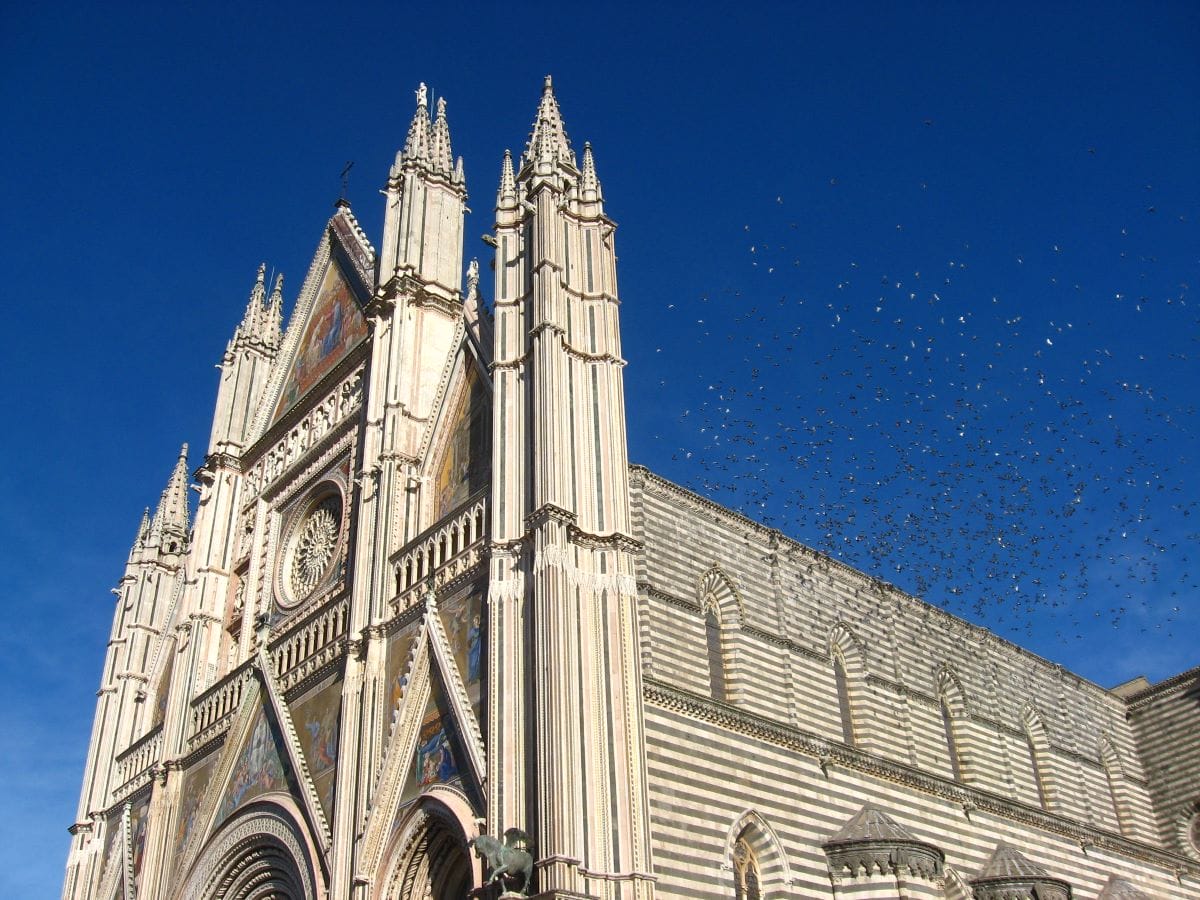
left=1123, top=665, right=1200, bottom=709
left=641, top=678, right=1199, bottom=876
left=525, top=503, right=577, bottom=531
left=630, top=466, right=1137, bottom=706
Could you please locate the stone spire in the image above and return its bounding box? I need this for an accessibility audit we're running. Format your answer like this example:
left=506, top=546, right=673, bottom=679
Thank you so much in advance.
left=128, top=507, right=151, bottom=561
left=148, top=444, right=190, bottom=551
left=265, top=273, right=284, bottom=349
left=522, top=74, right=575, bottom=171
left=496, top=149, right=517, bottom=210
left=400, top=82, right=431, bottom=167
left=580, top=141, right=603, bottom=204
left=234, top=264, right=267, bottom=345
left=430, top=96, right=454, bottom=177
left=378, top=83, right=466, bottom=293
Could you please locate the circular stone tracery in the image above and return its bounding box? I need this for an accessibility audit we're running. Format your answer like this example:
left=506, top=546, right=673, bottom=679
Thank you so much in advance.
left=287, top=492, right=342, bottom=602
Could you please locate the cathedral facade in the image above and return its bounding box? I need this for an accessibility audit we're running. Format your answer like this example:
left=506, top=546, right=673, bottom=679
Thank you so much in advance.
left=64, top=80, right=1199, bottom=900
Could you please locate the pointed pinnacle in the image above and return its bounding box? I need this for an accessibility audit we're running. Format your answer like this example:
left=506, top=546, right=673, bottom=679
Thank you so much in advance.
left=265, top=273, right=284, bottom=348
left=580, top=141, right=603, bottom=200
left=497, top=149, right=517, bottom=208
left=402, top=82, right=431, bottom=165
left=430, top=96, right=454, bottom=176
left=136, top=507, right=150, bottom=546
left=150, top=444, right=190, bottom=543
left=523, top=75, right=574, bottom=169
left=239, top=263, right=267, bottom=339
left=453, top=155, right=465, bottom=185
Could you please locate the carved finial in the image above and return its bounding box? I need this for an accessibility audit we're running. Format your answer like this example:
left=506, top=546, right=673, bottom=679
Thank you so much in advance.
left=580, top=141, right=602, bottom=202
left=149, top=444, right=190, bottom=549
left=402, top=82, right=431, bottom=165
left=497, top=149, right=517, bottom=209
left=265, top=273, right=284, bottom=349
left=466, top=258, right=480, bottom=290
left=453, top=154, right=464, bottom=185
left=430, top=95, right=454, bottom=176
left=235, top=263, right=268, bottom=342
left=523, top=75, right=574, bottom=170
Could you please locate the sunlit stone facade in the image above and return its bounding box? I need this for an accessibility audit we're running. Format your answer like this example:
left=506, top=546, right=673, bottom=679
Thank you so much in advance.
left=64, top=80, right=1199, bottom=900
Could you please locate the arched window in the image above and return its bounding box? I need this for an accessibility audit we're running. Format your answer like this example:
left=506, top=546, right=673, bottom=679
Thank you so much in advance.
left=1023, top=710, right=1051, bottom=810
left=941, top=697, right=963, bottom=782
left=705, top=607, right=727, bottom=702
left=732, top=835, right=761, bottom=900
left=833, top=653, right=856, bottom=746
left=1100, top=739, right=1130, bottom=835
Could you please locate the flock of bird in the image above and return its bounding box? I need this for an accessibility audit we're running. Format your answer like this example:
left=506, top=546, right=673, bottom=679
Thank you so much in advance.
left=645, top=168, right=1196, bottom=647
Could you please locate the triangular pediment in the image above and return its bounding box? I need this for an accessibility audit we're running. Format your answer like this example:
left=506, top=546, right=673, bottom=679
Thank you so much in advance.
left=358, top=592, right=487, bottom=878
left=251, top=208, right=374, bottom=437
left=423, top=347, right=492, bottom=523
left=212, top=695, right=299, bottom=828
left=174, top=659, right=333, bottom=884
left=270, top=255, right=369, bottom=425
left=289, top=673, right=343, bottom=821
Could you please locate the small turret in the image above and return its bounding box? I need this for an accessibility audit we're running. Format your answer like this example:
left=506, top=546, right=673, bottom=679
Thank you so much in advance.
left=521, top=75, right=575, bottom=172
left=580, top=141, right=603, bottom=206
left=209, top=265, right=285, bottom=455
left=497, top=149, right=517, bottom=211
left=430, top=96, right=454, bottom=178
left=147, top=444, right=190, bottom=555
left=128, top=507, right=151, bottom=562
left=265, top=273, right=284, bottom=349
left=378, top=82, right=466, bottom=296
left=399, top=82, right=431, bottom=169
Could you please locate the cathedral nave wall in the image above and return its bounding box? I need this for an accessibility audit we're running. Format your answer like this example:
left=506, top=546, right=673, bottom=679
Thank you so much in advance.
left=632, top=468, right=1160, bottom=846
left=640, top=700, right=1194, bottom=899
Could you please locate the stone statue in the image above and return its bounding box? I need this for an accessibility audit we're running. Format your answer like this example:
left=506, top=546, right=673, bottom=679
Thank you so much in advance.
left=469, top=827, right=533, bottom=896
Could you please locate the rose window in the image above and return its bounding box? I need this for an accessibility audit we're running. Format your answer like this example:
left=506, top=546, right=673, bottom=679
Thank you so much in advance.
left=289, top=494, right=342, bottom=599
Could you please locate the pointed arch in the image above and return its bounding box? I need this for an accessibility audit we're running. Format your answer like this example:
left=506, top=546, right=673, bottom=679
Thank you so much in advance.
left=723, top=810, right=792, bottom=898
left=698, top=564, right=746, bottom=624
left=1021, top=705, right=1055, bottom=810
left=698, top=565, right=745, bottom=703
left=829, top=622, right=867, bottom=748
left=373, top=788, right=481, bottom=900
left=935, top=664, right=969, bottom=783
left=1098, top=735, right=1132, bottom=836
left=177, top=799, right=324, bottom=900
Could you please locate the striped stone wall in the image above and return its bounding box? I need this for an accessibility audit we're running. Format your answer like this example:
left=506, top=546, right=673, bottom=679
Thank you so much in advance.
left=629, top=467, right=1196, bottom=897
left=1125, top=668, right=1200, bottom=858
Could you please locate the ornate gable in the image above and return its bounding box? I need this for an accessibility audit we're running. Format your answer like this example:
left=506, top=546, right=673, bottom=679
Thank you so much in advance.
left=251, top=207, right=374, bottom=438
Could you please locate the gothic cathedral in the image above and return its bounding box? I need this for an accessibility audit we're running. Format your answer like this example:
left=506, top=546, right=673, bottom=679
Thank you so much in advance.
left=65, top=80, right=1200, bottom=900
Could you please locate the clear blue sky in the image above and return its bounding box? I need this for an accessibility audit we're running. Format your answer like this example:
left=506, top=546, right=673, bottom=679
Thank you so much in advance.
left=2, top=2, right=1197, bottom=895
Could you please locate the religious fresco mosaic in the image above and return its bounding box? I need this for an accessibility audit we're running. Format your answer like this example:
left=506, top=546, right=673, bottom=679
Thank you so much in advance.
left=400, top=676, right=461, bottom=804
left=438, top=591, right=484, bottom=719
left=151, top=647, right=175, bottom=729
left=101, top=810, right=122, bottom=883
left=433, top=364, right=491, bottom=520
left=272, top=258, right=368, bottom=423
left=130, top=794, right=150, bottom=891
left=215, top=703, right=295, bottom=825
left=384, top=620, right=420, bottom=728
left=291, top=675, right=342, bottom=819
left=170, top=751, right=218, bottom=877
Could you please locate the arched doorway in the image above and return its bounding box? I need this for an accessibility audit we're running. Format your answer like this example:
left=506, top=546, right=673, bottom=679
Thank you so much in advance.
left=177, top=801, right=322, bottom=900
left=379, top=796, right=477, bottom=900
